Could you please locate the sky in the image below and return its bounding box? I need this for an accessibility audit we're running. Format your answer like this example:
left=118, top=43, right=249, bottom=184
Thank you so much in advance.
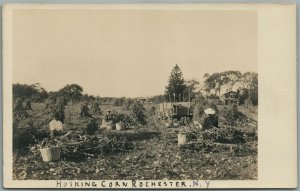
left=13, top=9, right=257, bottom=97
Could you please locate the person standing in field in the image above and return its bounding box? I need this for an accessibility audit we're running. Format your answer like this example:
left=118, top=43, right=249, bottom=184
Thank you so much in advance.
left=80, top=102, right=92, bottom=118
left=202, top=108, right=219, bottom=130
left=52, top=103, right=65, bottom=123
left=104, top=110, right=113, bottom=121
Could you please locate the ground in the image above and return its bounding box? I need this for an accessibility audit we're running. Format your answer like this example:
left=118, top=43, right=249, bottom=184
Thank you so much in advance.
left=13, top=102, right=257, bottom=180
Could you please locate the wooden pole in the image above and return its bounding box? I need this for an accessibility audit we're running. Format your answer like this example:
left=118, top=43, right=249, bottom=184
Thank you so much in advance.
left=249, top=87, right=251, bottom=108
left=162, top=100, right=165, bottom=119
left=174, top=94, right=177, bottom=115
left=188, top=92, right=191, bottom=115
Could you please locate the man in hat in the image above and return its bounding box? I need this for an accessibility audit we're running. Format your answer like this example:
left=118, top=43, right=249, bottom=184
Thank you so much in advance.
left=202, top=108, right=219, bottom=130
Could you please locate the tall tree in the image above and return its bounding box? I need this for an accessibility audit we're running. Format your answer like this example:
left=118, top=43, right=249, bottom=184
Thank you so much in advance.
left=203, top=73, right=222, bottom=96
left=31, top=83, right=49, bottom=101
left=13, top=83, right=48, bottom=102
left=202, top=73, right=211, bottom=96
left=59, top=84, right=83, bottom=104
left=221, top=71, right=242, bottom=92
left=237, top=72, right=258, bottom=106
left=184, top=79, right=200, bottom=101
left=165, top=65, right=187, bottom=102
left=238, top=72, right=257, bottom=89
left=203, top=71, right=242, bottom=96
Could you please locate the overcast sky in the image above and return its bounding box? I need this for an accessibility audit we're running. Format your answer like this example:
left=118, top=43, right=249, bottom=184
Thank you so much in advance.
left=13, top=9, right=257, bottom=97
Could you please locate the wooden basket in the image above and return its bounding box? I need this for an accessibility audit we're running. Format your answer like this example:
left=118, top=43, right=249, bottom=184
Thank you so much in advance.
left=116, top=123, right=125, bottom=131
left=40, top=147, right=61, bottom=162
left=178, top=133, right=187, bottom=146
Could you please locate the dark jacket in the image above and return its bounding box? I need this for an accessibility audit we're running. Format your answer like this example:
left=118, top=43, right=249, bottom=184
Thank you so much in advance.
left=203, top=115, right=219, bottom=130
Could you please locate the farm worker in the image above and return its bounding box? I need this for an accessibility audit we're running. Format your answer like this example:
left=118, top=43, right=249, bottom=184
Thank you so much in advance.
left=105, top=110, right=113, bottom=122
left=80, top=102, right=93, bottom=118
left=49, top=112, right=64, bottom=132
left=52, top=105, right=65, bottom=123
left=232, top=103, right=238, bottom=113
left=85, top=118, right=98, bottom=135
left=202, top=108, right=219, bottom=130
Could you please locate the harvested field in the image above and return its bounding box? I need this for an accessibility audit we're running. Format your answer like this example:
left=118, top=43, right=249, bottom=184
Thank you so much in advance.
left=13, top=103, right=257, bottom=180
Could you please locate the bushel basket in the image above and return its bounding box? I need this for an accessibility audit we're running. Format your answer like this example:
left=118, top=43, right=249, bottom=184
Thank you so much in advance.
left=40, top=147, right=61, bottom=162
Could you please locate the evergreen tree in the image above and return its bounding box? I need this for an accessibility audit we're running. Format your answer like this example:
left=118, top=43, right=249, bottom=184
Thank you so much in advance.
left=165, top=65, right=186, bottom=102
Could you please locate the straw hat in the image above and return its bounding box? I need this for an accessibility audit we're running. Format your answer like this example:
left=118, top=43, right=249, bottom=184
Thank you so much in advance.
left=204, top=108, right=216, bottom=115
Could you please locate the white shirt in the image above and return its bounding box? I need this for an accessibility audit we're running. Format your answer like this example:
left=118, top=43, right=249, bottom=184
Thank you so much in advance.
left=49, top=119, right=64, bottom=131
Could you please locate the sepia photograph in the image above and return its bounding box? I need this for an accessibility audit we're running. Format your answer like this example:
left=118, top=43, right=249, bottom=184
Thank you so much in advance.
left=11, top=6, right=258, bottom=181
left=2, top=3, right=296, bottom=189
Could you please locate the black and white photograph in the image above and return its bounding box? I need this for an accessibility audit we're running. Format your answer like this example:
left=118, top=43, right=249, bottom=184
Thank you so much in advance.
left=2, top=3, right=297, bottom=189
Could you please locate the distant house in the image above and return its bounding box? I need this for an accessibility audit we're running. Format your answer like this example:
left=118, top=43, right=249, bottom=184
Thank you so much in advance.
left=137, top=97, right=153, bottom=104
left=137, top=97, right=147, bottom=102
left=220, top=91, right=239, bottom=105
left=206, top=94, right=221, bottom=105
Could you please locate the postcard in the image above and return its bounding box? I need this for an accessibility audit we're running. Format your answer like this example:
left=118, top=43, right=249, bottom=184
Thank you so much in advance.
left=2, top=3, right=297, bottom=189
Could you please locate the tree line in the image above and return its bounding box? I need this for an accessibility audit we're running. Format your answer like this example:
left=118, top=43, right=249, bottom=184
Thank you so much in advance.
left=13, top=65, right=258, bottom=106
left=13, top=83, right=86, bottom=104
left=13, top=83, right=143, bottom=106
left=164, top=65, right=258, bottom=105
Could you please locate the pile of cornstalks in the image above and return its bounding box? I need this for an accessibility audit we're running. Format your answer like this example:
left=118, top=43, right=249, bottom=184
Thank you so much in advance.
left=37, top=131, right=136, bottom=162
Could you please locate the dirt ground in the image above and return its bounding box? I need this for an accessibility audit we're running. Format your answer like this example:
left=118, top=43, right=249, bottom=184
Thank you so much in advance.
left=13, top=102, right=257, bottom=180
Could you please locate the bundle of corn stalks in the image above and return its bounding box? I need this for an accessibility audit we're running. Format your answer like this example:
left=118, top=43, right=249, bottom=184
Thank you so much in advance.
left=202, top=127, right=246, bottom=144
left=44, top=98, right=56, bottom=110
left=24, top=100, right=33, bottom=110
left=37, top=131, right=136, bottom=162
left=91, top=101, right=102, bottom=114
left=223, top=106, right=257, bottom=126
left=13, top=99, right=29, bottom=118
